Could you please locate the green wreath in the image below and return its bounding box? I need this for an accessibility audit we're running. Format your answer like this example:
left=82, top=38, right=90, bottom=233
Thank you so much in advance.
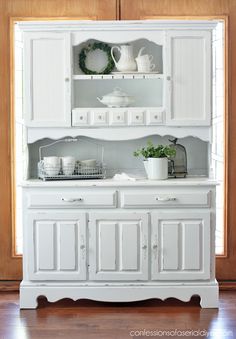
left=79, top=42, right=115, bottom=75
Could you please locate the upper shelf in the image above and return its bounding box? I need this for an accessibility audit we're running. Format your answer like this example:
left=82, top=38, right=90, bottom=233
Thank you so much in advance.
left=72, top=73, right=164, bottom=80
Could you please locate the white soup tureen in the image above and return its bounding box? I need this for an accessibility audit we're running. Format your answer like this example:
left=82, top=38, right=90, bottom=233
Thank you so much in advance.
left=97, top=87, right=134, bottom=107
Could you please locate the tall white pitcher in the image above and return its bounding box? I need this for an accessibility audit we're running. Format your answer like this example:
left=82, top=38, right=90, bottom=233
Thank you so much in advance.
left=111, top=44, right=137, bottom=72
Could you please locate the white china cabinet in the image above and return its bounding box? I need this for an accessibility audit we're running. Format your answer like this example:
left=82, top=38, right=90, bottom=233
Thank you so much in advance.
left=18, top=20, right=219, bottom=309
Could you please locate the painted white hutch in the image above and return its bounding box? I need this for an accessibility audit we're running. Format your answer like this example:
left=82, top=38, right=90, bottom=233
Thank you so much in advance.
left=18, top=20, right=219, bottom=309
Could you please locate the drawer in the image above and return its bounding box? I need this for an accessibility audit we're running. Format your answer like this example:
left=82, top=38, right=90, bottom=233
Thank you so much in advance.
left=28, top=191, right=117, bottom=208
left=121, top=190, right=211, bottom=208
left=91, top=110, right=109, bottom=126
left=110, top=109, right=127, bottom=126
left=128, top=109, right=145, bottom=125
left=146, top=109, right=164, bottom=125
left=72, top=108, right=90, bottom=126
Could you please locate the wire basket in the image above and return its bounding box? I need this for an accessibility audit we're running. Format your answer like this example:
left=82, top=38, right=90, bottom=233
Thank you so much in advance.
left=38, top=161, right=106, bottom=181
left=38, top=138, right=106, bottom=181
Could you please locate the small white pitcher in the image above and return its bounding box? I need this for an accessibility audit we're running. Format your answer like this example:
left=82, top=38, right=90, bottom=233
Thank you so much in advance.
left=136, top=54, right=155, bottom=72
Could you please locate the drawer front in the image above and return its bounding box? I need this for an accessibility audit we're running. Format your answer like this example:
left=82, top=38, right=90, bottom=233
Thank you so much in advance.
left=128, top=109, right=145, bottom=125
left=121, top=190, right=211, bottom=208
left=72, top=109, right=90, bottom=126
left=28, top=191, right=117, bottom=208
left=91, top=110, right=109, bottom=126
left=146, top=109, right=164, bottom=125
left=110, top=109, right=127, bottom=126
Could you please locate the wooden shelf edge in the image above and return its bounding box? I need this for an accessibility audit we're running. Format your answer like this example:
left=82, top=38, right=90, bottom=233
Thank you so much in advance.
left=72, top=73, right=164, bottom=80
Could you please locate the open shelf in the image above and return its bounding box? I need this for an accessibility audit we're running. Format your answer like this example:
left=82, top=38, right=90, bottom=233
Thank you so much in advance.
left=72, top=73, right=164, bottom=80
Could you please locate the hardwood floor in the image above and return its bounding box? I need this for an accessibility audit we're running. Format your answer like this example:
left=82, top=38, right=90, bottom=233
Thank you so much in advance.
left=0, top=292, right=236, bottom=339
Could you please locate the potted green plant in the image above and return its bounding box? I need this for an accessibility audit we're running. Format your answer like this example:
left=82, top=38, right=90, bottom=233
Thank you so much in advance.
left=134, top=141, right=176, bottom=180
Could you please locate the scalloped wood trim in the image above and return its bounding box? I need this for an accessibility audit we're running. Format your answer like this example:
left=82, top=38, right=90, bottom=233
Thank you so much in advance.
left=27, top=127, right=212, bottom=143
left=19, top=284, right=219, bottom=309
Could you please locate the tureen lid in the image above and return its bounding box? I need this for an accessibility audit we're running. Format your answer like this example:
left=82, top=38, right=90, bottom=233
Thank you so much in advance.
left=105, top=87, right=130, bottom=97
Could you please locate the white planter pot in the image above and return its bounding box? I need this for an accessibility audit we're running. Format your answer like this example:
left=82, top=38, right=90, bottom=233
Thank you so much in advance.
left=143, top=158, right=168, bottom=180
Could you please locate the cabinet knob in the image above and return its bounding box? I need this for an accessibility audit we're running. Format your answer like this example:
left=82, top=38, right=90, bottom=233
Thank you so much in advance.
left=142, top=245, right=147, bottom=250
left=98, top=115, right=102, bottom=120
left=166, top=76, right=171, bottom=81
left=80, top=244, right=85, bottom=250
left=136, top=115, right=139, bottom=119
left=117, top=115, right=121, bottom=120
left=65, top=78, right=70, bottom=82
left=153, top=244, right=158, bottom=249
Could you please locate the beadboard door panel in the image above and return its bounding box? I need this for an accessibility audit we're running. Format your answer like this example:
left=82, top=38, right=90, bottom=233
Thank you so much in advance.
left=24, top=32, right=71, bottom=127
left=166, top=30, right=211, bottom=126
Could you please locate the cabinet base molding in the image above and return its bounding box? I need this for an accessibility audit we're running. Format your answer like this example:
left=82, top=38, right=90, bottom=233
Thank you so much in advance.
left=19, top=282, right=219, bottom=309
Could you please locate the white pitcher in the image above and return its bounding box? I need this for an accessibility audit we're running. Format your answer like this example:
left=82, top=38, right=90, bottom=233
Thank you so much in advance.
left=136, top=54, right=155, bottom=72
left=111, top=44, right=137, bottom=72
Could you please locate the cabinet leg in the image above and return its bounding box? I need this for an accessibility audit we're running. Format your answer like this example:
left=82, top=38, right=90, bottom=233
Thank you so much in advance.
left=200, top=288, right=219, bottom=308
left=20, top=288, right=38, bottom=309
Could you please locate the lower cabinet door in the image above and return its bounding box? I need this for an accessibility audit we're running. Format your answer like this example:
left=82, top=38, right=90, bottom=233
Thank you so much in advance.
left=27, top=212, right=87, bottom=280
left=89, top=212, right=149, bottom=281
left=151, top=212, right=211, bottom=280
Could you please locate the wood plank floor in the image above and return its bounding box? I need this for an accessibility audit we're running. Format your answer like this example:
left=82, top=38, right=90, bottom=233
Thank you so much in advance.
left=0, top=292, right=235, bottom=339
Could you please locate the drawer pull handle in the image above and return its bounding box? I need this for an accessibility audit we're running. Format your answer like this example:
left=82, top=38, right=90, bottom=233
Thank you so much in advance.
left=61, top=198, right=83, bottom=202
left=155, top=197, right=176, bottom=202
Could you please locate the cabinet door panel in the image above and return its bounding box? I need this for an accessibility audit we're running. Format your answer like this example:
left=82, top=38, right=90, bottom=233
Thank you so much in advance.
left=89, top=212, right=149, bottom=281
left=162, top=222, right=179, bottom=270
left=27, top=212, right=86, bottom=280
left=24, top=32, right=71, bottom=127
left=36, top=221, right=55, bottom=270
left=166, top=31, right=211, bottom=126
left=120, top=223, right=139, bottom=270
left=98, top=222, right=117, bottom=271
left=152, top=212, right=211, bottom=280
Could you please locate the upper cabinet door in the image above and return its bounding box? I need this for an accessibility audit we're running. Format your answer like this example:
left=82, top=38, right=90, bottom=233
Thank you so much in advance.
left=166, top=30, right=211, bottom=126
left=24, top=32, right=71, bottom=127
